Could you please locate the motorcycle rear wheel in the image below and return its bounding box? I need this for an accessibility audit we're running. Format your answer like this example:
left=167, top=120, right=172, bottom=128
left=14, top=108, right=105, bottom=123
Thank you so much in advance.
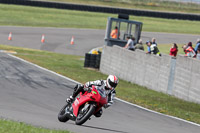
left=58, top=103, right=70, bottom=122
left=75, top=103, right=95, bottom=125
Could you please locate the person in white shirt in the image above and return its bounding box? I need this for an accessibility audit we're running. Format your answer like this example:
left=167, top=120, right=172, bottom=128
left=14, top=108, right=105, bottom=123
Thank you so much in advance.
left=124, top=36, right=135, bottom=51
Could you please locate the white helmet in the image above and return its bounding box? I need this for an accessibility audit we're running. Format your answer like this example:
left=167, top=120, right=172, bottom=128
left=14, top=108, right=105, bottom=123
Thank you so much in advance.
left=106, top=75, right=119, bottom=90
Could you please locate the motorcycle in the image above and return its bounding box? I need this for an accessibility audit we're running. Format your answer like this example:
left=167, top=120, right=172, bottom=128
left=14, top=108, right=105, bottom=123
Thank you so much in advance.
left=58, top=85, right=108, bottom=125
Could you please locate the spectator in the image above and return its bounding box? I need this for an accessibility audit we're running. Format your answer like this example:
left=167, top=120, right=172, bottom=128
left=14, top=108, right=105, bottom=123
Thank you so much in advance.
left=194, top=38, right=200, bottom=54
left=146, top=41, right=161, bottom=56
left=182, top=44, right=187, bottom=54
left=169, top=43, right=178, bottom=57
left=182, top=44, right=196, bottom=58
left=146, top=41, right=151, bottom=54
left=132, top=37, right=136, bottom=46
left=124, top=36, right=135, bottom=51
left=196, top=48, right=200, bottom=60
left=187, top=42, right=194, bottom=50
left=110, top=26, right=120, bottom=39
left=135, top=39, right=144, bottom=51
left=152, top=38, right=157, bottom=46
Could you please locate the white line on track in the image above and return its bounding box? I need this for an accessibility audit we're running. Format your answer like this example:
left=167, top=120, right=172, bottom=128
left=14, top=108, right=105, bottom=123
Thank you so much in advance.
left=8, top=53, right=200, bottom=127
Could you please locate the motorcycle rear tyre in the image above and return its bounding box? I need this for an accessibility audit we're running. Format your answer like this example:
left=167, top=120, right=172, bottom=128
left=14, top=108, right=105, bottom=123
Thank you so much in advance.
left=75, top=104, right=95, bottom=125
left=58, top=103, right=70, bottom=122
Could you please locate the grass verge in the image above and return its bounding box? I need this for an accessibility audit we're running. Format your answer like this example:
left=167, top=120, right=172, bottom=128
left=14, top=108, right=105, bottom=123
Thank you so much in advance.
left=0, top=119, right=70, bottom=133
left=0, top=44, right=200, bottom=125
left=1, top=4, right=200, bottom=34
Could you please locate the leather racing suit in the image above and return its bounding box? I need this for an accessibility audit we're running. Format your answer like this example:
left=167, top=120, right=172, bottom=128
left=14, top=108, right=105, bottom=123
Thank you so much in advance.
left=70, top=80, right=116, bottom=117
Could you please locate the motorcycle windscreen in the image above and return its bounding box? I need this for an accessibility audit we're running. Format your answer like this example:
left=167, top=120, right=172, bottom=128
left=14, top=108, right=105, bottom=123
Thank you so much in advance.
left=96, top=86, right=107, bottom=105
left=96, top=86, right=107, bottom=98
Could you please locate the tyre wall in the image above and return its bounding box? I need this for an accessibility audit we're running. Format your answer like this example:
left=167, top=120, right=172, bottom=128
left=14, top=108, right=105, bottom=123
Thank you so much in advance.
left=100, top=45, right=200, bottom=104
left=1, top=0, right=200, bottom=21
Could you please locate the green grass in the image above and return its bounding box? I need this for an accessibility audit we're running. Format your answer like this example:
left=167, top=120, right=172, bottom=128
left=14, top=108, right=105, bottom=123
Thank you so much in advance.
left=1, top=4, right=200, bottom=34
left=0, top=2, right=200, bottom=131
left=45, top=0, right=200, bottom=14
left=0, top=119, right=70, bottom=133
left=0, top=44, right=200, bottom=125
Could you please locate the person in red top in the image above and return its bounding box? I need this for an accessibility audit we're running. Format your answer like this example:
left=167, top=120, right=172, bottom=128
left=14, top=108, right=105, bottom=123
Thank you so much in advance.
left=110, top=26, right=120, bottom=39
left=169, top=43, right=178, bottom=57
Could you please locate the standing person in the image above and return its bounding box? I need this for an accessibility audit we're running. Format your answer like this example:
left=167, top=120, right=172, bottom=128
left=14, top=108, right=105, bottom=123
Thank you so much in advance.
left=132, top=37, right=136, bottom=46
left=152, top=38, right=157, bottom=46
left=182, top=44, right=196, bottom=58
left=135, top=39, right=144, bottom=51
left=194, top=39, right=200, bottom=54
left=187, top=42, right=194, bottom=50
left=110, top=26, right=119, bottom=39
left=66, top=75, right=119, bottom=118
left=169, top=43, right=178, bottom=57
left=146, top=41, right=161, bottom=56
left=124, top=36, right=135, bottom=51
left=146, top=41, right=151, bottom=54
left=196, top=48, right=200, bottom=60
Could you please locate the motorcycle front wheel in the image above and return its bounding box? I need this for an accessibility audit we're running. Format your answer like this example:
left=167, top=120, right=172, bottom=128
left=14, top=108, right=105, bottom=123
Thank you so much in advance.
left=58, top=103, right=70, bottom=122
left=75, top=103, right=95, bottom=125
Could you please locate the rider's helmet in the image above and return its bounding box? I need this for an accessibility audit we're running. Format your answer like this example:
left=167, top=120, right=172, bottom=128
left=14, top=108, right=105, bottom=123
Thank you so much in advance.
left=106, top=75, right=119, bottom=90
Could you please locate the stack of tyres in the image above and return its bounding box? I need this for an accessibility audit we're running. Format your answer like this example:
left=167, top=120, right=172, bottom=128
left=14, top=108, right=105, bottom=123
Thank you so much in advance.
left=84, top=53, right=101, bottom=69
left=84, top=53, right=91, bottom=67
left=89, top=54, right=97, bottom=68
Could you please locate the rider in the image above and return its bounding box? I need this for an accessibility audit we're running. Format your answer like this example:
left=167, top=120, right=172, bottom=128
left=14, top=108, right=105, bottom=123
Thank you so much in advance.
left=66, top=75, right=119, bottom=117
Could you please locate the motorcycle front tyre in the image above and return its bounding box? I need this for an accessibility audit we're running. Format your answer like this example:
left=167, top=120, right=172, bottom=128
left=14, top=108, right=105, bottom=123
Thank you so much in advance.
left=58, top=103, right=70, bottom=122
left=75, top=104, right=95, bottom=125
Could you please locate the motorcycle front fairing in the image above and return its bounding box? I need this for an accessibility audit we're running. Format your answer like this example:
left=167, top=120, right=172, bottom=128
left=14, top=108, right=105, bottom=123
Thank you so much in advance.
left=72, top=86, right=107, bottom=117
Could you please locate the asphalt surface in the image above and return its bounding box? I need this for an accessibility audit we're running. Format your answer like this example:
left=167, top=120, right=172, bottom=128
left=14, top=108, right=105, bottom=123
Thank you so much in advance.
left=0, top=53, right=200, bottom=133
left=0, top=26, right=200, bottom=133
left=0, top=26, right=200, bottom=56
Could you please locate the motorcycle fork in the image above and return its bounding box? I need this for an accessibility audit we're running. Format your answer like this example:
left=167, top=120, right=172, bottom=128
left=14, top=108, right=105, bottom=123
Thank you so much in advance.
left=80, top=102, right=90, bottom=114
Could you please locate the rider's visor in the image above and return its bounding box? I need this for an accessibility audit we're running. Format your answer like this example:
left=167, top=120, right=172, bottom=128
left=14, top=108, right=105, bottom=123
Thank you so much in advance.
left=108, top=79, right=117, bottom=88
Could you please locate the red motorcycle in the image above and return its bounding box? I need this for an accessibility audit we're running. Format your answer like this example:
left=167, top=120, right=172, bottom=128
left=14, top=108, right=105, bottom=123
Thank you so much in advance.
left=58, top=85, right=108, bottom=125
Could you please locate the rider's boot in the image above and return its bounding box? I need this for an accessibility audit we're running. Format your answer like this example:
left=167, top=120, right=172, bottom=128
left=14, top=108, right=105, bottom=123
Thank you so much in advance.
left=66, top=95, right=74, bottom=103
left=66, top=84, right=84, bottom=103
left=94, top=108, right=103, bottom=118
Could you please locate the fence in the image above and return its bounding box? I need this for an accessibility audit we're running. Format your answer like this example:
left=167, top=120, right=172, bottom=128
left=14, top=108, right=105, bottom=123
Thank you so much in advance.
left=100, top=45, right=200, bottom=104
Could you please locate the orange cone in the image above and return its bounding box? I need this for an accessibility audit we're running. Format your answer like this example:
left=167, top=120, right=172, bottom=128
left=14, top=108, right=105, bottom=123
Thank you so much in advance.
left=8, top=32, right=12, bottom=41
left=70, top=36, right=74, bottom=45
left=41, top=34, right=45, bottom=43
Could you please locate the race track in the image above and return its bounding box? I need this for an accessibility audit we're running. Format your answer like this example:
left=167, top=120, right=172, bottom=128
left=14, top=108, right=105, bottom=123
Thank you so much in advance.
left=0, top=26, right=200, bottom=56
left=0, top=26, right=200, bottom=133
left=0, top=53, right=200, bottom=133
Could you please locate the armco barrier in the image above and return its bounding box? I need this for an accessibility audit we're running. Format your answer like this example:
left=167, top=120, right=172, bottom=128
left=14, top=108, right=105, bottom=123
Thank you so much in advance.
left=100, top=45, right=200, bottom=104
left=1, top=0, right=200, bottom=21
